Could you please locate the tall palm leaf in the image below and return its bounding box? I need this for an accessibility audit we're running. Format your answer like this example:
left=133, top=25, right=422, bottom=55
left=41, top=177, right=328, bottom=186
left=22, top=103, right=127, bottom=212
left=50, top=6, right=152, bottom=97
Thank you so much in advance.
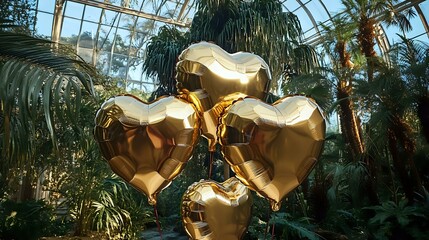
left=355, top=34, right=428, bottom=202
left=393, top=36, right=429, bottom=143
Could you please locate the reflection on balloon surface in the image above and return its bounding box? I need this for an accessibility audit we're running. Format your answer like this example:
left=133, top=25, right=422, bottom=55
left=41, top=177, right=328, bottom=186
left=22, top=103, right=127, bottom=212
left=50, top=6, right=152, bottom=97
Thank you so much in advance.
left=94, top=95, right=200, bottom=205
left=176, top=42, right=272, bottom=150
left=219, top=96, right=325, bottom=211
left=182, top=177, right=252, bottom=240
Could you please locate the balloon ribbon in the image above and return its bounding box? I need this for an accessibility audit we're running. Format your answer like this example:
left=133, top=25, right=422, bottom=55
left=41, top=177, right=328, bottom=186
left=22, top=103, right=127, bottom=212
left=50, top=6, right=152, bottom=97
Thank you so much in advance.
left=208, top=151, right=214, bottom=179
left=154, top=205, right=163, bottom=239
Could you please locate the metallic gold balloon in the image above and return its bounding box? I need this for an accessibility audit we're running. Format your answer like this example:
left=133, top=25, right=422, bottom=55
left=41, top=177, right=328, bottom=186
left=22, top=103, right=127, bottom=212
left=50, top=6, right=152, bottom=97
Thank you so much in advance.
left=94, top=95, right=200, bottom=205
left=182, top=177, right=252, bottom=240
left=219, top=96, right=325, bottom=211
left=176, top=42, right=272, bottom=151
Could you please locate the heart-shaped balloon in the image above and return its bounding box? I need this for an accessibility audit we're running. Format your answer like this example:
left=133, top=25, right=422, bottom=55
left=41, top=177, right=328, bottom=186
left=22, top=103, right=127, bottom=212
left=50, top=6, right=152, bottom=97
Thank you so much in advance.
left=176, top=42, right=272, bottom=150
left=219, top=96, right=325, bottom=211
left=182, top=177, right=252, bottom=240
left=94, top=95, right=200, bottom=205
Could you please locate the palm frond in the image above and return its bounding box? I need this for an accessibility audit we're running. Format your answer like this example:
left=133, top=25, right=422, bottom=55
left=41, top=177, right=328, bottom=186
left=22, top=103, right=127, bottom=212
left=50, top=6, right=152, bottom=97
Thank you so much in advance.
left=0, top=29, right=98, bottom=178
left=0, top=32, right=97, bottom=92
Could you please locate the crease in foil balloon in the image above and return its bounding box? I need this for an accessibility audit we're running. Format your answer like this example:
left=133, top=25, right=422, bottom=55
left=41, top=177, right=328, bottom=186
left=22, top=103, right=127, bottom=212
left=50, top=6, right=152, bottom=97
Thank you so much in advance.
left=182, top=177, right=252, bottom=240
left=219, top=95, right=326, bottom=211
left=94, top=95, right=200, bottom=206
left=176, top=41, right=272, bottom=151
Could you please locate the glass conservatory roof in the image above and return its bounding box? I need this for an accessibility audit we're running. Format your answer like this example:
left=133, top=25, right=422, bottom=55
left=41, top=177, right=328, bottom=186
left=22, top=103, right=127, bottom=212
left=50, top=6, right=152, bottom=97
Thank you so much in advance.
left=29, top=0, right=429, bottom=91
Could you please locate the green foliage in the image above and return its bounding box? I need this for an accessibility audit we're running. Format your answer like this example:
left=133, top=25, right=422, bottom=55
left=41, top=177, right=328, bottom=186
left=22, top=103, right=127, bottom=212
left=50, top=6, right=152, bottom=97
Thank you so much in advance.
left=365, top=199, right=428, bottom=239
left=283, top=70, right=334, bottom=112
left=88, top=177, right=152, bottom=239
left=0, top=23, right=98, bottom=197
left=191, top=0, right=319, bottom=90
left=269, top=212, right=319, bottom=240
left=0, top=0, right=35, bottom=34
left=143, top=25, right=189, bottom=98
left=0, top=199, right=67, bottom=240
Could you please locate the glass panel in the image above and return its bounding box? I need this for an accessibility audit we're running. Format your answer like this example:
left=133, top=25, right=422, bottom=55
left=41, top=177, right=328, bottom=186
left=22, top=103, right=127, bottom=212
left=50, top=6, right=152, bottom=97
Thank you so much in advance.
left=37, top=0, right=55, bottom=13
left=35, top=12, right=53, bottom=38
left=413, top=34, right=428, bottom=42
left=128, top=57, right=143, bottom=81
left=159, top=1, right=176, bottom=18
left=284, top=0, right=300, bottom=12
left=402, top=18, right=426, bottom=41
left=101, top=10, right=118, bottom=25
left=141, top=76, right=157, bottom=92
left=96, top=51, right=111, bottom=75
left=110, top=53, right=128, bottom=78
left=320, top=0, right=343, bottom=14
left=305, top=1, right=329, bottom=24
left=98, top=25, right=116, bottom=51
left=60, top=17, right=82, bottom=45
left=303, top=28, right=317, bottom=41
left=114, top=29, right=131, bottom=54
left=64, top=1, right=84, bottom=19
left=294, top=7, right=313, bottom=33
left=119, top=14, right=136, bottom=29
left=77, top=46, right=93, bottom=63
left=130, top=0, right=145, bottom=10
left=420, top=1, right=429, bottom=21
left=84, top=5, right=102, bottom=22
left=142, top=1, right=158, bottom=15
left=79, top=21, right=98, bottom=48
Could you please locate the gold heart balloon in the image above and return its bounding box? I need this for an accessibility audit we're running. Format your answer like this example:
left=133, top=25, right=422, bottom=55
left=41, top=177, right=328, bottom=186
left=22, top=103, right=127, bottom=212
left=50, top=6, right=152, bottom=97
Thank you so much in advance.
left=219, top=96, right=325, bottom=211
left=182, top=177, right=252, bottom=240
left=94, top=95, right=200, bottom=205
left=176, top=41, right=272, bottom=151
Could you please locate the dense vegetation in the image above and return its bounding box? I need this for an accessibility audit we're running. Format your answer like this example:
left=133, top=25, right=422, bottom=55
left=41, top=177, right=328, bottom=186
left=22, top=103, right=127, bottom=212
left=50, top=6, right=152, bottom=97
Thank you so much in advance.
left=1, top=0, right=428, bottom=239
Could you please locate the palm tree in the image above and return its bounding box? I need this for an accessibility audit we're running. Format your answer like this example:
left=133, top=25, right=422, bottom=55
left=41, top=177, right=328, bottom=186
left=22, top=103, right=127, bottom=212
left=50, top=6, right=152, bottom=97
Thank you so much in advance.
left=341, top=0, right=414, bottom=82
left=395, top=36, right=429, bottom=143
left=190, top=0, right=319, bottom=92
left=142, top=25, right=189, bottom=99
left=321, top=15, right=364, bottom=161
left=0, top=19, right=97, bottom=200
left=143, top=0, right=319, bottom=96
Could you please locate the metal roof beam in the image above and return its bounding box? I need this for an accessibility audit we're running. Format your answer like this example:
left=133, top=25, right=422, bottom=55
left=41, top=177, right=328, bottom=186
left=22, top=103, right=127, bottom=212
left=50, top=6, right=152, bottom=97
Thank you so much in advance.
left=68, top=0, right=191, bottom=27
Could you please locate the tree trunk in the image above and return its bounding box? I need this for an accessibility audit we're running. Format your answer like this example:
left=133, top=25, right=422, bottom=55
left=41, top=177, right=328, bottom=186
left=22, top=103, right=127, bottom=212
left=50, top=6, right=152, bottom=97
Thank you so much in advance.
left=335, top=40, right=379, bottom=205
left=358, top=15, right=378, bottom=82
left=388, top=116, right=423, bottom=202
left=388, top=128, right=414, bottom=202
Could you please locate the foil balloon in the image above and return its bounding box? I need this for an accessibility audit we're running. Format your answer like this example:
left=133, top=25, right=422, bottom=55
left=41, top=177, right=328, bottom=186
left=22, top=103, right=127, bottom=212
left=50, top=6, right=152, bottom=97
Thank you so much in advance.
left=94, top=95, right=200, bottom=205
left=182, top=177, right=252, bottom=240
left=176, top=41, right=272, bottom=151
left=219, top=96, right=325, bottom=211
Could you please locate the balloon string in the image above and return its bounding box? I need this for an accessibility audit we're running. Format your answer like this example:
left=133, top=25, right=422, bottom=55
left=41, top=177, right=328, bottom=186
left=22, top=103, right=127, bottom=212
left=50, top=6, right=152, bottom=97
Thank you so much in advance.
left=208, top=151, right=214, bottom=179
left=271, top=221, right=275, bottom=240
left=154, top=205, right=163, bottom=240
left=265, top=207, right=272, bottom=240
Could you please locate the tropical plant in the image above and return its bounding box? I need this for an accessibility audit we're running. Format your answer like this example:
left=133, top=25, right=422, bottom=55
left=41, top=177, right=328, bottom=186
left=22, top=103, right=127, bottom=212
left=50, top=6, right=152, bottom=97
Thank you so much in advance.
left=0, top=199, right=64, bottom=240
left=268, top=212, right=319, bottom=240
left=143, top=0, right=320, bottom=96
left=190, top=0, right=319, bottom=92
left=143, top=25, right=189, bottom=99
left=89, top=176, right=153, bottom=239
left=340, top=0, right=415, bottom=82
left=365, top=199, right=428, bottom=239
left=0, top=17, right=98, bottom=201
